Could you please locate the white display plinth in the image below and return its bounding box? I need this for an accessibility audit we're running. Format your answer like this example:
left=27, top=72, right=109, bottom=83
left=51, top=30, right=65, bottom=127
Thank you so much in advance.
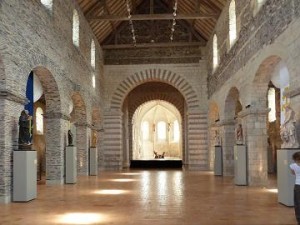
left=13, top=150, right=37, bottom=202
left=66, top=146, right=77, bottom=184
left=277, top=148, right=300, bottom=206
left=214, top=146, right=222, bottom=176
left=234, top=145, right=247, bottom=186
left=89, top=147, right=98, bottom=176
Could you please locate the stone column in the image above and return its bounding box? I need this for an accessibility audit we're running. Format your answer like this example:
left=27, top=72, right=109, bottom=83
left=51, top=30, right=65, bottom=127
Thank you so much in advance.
left=239, top=108, right=269, bottom=186
left=102, top=110, right=123, bottom=170
left=186, top=110, right=208, bottom=170
left=0, top=93, right=25, bottom=203
left=219, top=119, right=235, bottom=176
left=44, top=112, right=69, bottom=185
left=75, top=122, right=90, bottom=175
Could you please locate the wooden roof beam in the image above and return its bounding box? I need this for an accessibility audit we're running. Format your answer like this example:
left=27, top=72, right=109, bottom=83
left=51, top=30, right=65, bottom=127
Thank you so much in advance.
left=88, top=13, right=219, bottom=21
left=102, top=41, right=205, bottom=49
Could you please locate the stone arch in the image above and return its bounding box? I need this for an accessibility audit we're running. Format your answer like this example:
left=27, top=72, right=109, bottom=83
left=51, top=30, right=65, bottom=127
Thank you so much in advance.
left=30, top=66, right=63, bottom=184
left=125, top=82, right=186, bottom=165
left=251, top=55, right=282, bottom=108
left=110, top=68, right=199, bottom=111
left=103, top=69, right=208, bottom=171
left=71, top=92, right=87, bottom=123
left=224, top=86, right=242, bottom=120
left=33, top=67, right=61, bottom=114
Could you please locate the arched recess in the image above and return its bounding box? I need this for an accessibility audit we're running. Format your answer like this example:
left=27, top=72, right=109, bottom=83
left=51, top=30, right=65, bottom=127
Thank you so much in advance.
left=124, top=82, right=185, bottom=167
left=32, top=66, right=63, bottom=184
left=208, top=101, right=220, bottom=170
left=223, top=87, right=242, bottom=176
left=104, top=69, right=207, bottom=170
left=248, top=55, right=288, bottom=186
left=71, top=92, right=89, bottom=175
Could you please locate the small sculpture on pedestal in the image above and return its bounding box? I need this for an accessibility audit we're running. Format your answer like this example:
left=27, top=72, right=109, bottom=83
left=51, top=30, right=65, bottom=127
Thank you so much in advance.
left=91, top=130, right=97, bottom=148
left=235, top=123, right=244, bottom=145
left=214, top=130, right=221, bottom=146
left=18, top=110, right=32, bottom=150
left=280, top=106, right=299, bottom=148
left=68, top=130, right=73, bottom=146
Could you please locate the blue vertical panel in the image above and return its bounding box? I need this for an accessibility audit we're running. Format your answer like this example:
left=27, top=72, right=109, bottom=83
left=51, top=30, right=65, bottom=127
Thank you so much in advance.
left=25, top=72, right=34, bottom=116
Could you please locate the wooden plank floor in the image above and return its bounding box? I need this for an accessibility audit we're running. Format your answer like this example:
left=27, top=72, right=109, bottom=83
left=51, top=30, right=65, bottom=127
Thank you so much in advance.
left=0, top=170, right=296, bottom=225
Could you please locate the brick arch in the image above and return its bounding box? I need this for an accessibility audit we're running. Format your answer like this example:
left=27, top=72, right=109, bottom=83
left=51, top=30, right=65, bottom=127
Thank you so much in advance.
left=251, top=55, right=283, bottom=109
left=33, top=66, right=61, bottom=114
left=224, top=86, right=242, bottom=120
left=71, top=92, right=87, bottom=123
left=110, top=68, right=199, bottom=111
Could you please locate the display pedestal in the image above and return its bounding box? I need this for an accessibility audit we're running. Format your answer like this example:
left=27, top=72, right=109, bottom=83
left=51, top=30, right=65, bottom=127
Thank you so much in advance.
left=234, top=145, right=247, bottom=185
left=277, top=148, right=300, bottom=206
left=214, top=146, right=223, bottom=176
left=89, top=147, right=98, bottom=176
left=66, top=146, right=77, bottom=184
left=13, top=150, right=37, bottom=202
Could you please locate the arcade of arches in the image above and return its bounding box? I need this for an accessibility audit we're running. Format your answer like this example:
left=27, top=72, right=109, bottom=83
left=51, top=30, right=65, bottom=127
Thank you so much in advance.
left=1, top=1, right=300, bottom=223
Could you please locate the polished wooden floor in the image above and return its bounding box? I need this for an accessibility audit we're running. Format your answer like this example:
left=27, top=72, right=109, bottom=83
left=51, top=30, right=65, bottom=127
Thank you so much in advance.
left=0, top=170, right=297, bottom=225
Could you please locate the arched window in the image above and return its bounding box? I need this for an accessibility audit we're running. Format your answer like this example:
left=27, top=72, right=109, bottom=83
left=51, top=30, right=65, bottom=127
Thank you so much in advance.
left=72, top=10, right=79, bottom=47
left=92, top=73, right=96, bottom=88
left=36, top=107, right=44, bottom=135
left=173, top=120, right=180, bottom=142
left=268, top=88, right=276, bottom=122
left=229, top=0, right=237, bottom=48
left=213, top=34, right=219, bottom=70
left=141, top=121, right=149, bottom=140
left=157, top=121, right=167, bottom=140
left=91, top=40, right=96, bottom=69
left=41, top=0, right=53, bottom=11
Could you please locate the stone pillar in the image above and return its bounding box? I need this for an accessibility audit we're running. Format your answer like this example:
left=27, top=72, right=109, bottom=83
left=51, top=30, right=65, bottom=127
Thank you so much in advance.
left=186, top=110, right=208, bottom=170
left=75, top=123, right=90, bottom=175
left=0, top=94, right=25, bottom=203
left=219, top=120, right=235, bottom=176
left=44, top=112, right=69, bottom=185
left=102, top=110, right=123, bottom=170
left=239, top=108, right=269, bottom=186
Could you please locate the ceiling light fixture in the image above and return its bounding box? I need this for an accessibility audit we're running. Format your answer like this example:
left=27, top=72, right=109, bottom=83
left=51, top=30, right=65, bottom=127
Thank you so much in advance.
left=126, top=0, right=136, bottom=46
left=170, top=0, right=178, bottom=41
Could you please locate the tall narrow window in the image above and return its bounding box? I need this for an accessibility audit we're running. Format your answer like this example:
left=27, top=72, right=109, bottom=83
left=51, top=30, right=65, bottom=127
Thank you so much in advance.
left=268, top=88, right=276, bottom=122
left=157, top=121, right=167, bottom=140
left=72, top=10, right=79, bottom=47
left=213, top=34, right=219, bottom=70
left=173, top=120, right=180, bottom=142
left=229, top=0, right=237, bottom=48
left=142, top=121, right=149, bottom=140
left=41, top=0, right=53, bottom=11
left=91, top=40, right=96, bottom=69
left=36, top=107, right=44, bottom=135
left=92, top=73, right=96, bottom=88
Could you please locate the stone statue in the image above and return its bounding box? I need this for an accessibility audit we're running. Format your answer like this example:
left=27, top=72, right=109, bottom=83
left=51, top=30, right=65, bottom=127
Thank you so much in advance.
left=214, top=130, right=221, bottom=146
left=91, top=130, right=97, bottom=148
left=235, top=123, right=244, bottom=145
left=280, top=106, right=299, bottom=148
left=68, top=130, right=73, bottom=146
left=18, top=109, right=32, bottom=146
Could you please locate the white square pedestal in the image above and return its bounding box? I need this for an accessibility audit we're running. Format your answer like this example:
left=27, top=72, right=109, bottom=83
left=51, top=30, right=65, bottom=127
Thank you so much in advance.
left=66, top=146, right=77, bottom=184
left=89, top=147, right=98, bottom=176
left=214, top=146, right=223, bottom=176
left=13, top=150, right=37, bottom=202
left=234, top=145, right=247, bottom=185
left=277, top=148, right=300, bottom=206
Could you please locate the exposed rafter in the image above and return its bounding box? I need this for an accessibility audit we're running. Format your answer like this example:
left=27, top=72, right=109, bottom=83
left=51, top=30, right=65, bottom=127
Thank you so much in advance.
left=102, top=41, right=205, bottom=49
left=87, top=13, right=218, bottom=21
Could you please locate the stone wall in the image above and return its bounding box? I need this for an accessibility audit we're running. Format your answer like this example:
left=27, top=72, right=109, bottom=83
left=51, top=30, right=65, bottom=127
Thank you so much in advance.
left=206, top=0, right=300, bottom=185
left=102, top=63, right=209, bottom=170
left=0, top=0, right=103, bottom=202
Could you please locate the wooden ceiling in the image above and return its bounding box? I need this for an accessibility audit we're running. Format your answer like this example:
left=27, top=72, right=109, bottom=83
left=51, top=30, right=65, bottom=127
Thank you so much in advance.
left=76, top=0, right=227, bottom=49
